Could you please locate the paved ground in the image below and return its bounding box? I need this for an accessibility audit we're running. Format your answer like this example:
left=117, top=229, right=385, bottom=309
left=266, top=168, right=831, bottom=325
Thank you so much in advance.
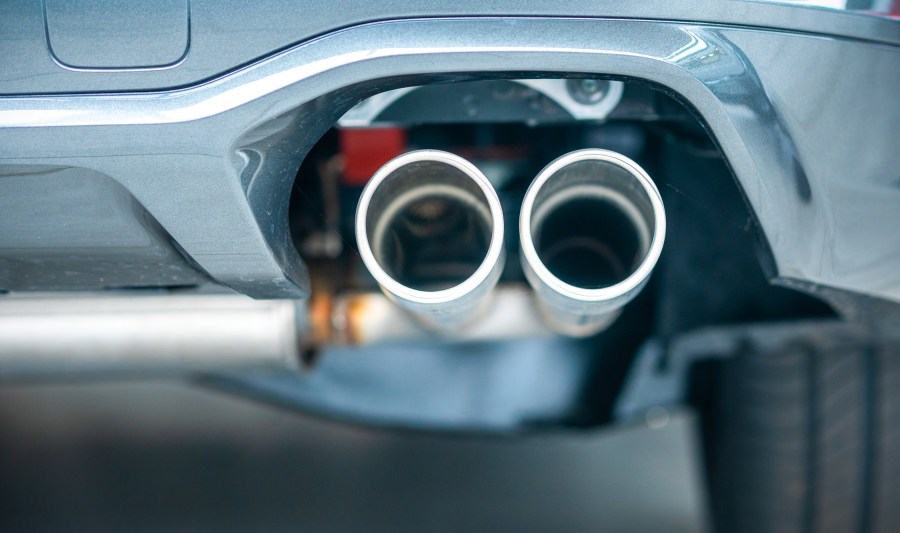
left=0, top=381, right=709, bottom=532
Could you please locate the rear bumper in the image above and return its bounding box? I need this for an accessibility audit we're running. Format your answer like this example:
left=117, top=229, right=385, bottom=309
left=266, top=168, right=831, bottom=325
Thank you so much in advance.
left=1, top=17, right=898, bottom=309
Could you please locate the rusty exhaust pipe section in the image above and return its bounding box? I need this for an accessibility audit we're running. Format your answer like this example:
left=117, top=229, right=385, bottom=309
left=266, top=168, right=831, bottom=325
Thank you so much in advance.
left=519, top=149, right=665, bottom=337
left=311, top=286, right=551, bottom=345
left=355, top=150, right=505, bottom=329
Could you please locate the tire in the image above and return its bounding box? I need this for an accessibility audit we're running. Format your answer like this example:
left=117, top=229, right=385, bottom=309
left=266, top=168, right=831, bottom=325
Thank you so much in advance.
left=709, top=328, right=900, bottom=533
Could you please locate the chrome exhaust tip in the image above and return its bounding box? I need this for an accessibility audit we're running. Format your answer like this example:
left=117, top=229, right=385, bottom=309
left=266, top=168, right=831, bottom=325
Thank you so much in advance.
left=519, top=149, right=665, bottom=336
left=355, top=150, right=505, bottom=329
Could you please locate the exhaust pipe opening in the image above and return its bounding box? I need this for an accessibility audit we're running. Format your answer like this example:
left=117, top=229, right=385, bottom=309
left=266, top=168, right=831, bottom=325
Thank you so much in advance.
left=356, top=150, right=505, bottom=328
left=533, top=191, right=648, bottom=289
left=368, top=166, right=493, bottom=292
left=521, top=149, right=665, bottom=336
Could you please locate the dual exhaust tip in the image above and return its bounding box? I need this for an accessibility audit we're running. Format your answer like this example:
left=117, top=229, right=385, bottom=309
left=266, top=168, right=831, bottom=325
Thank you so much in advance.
left=355, top=149, right=665, bottom=336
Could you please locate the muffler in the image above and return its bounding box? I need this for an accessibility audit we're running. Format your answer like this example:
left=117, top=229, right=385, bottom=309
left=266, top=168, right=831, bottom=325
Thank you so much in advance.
left=355, top=150, right=505, bottom=329
left=519, top=149, right=665, bottom=336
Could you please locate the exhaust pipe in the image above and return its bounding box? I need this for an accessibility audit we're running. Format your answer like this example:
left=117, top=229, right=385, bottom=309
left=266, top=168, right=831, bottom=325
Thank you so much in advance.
left=519, top=149, right=665, bottom=336
left=355, top=150, right=505, bottom=329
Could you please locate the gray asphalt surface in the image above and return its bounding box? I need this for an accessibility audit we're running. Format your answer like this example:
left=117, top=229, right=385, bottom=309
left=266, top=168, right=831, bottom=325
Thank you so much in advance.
left=0, top=381, right=709, bottom=532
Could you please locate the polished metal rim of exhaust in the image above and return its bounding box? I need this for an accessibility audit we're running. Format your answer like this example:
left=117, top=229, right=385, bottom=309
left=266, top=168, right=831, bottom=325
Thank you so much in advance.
left=355, top=148, right=665, bottom=336
left=355, top=150, right=506, bottom=329
left=520, top=149, right=666, bottom=336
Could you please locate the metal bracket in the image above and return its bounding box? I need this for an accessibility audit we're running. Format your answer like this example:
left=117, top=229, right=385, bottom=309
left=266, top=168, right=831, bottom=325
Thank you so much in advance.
left=338, top=79, right=624, bottom=127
